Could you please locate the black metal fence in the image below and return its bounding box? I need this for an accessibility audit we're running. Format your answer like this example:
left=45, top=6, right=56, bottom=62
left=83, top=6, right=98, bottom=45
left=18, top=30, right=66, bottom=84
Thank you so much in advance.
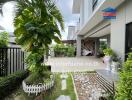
left=0, top=47, right=25, bottom=76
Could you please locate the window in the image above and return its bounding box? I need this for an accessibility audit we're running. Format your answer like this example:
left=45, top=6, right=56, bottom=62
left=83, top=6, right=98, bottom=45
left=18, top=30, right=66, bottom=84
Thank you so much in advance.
left=92, top=0, right=98, bottom=11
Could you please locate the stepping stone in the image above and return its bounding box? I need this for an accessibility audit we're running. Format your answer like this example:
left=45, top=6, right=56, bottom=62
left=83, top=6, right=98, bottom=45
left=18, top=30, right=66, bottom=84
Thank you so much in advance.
left=60, top=73, right=68, bottom=79
left=56, top=95, right=71, bottom=100
left=61, top=79, right=67, bottom=90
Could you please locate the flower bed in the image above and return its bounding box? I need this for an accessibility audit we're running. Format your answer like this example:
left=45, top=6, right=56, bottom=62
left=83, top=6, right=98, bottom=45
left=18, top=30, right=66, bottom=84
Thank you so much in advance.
left=22, top=75, right=55, bottom=95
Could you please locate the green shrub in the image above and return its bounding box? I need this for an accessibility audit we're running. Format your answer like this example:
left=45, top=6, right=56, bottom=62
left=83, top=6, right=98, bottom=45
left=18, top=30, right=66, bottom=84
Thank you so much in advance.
left=53, top=44, right=75, bottom=57
left=25, top=71, right=51, bottom=85
left=100, top=40, right=107, bottom=50
left=0, top=31, right=9, bottom=48
left=67, top=45, right=75, bottom=57
left=116, top=51, right=132, bottom=100
left=0, top=70, right=29, bottom=99
left=103, top=48, right=114, bottom=56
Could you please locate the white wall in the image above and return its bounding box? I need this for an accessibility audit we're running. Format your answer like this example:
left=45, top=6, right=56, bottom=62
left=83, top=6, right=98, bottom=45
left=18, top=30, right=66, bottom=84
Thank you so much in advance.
left=111, top=0, right=132, bottom=61
left=80, top=0, right=84, bottom=26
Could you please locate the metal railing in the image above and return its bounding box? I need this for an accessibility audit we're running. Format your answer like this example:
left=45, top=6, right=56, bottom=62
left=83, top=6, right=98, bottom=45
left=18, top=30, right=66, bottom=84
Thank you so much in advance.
left=0, top=47, right=25, bottom=76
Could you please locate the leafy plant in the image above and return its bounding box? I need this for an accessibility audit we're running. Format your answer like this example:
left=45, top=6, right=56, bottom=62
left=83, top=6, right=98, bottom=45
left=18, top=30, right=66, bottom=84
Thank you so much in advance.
left=54, top=44, right=65, bottom=56
left=116, top=50, right=132, bottom=100
left=53, top=44, right=75, bottom=57
left=0, top=70, right=29, bottom=99
left=100, top=40, right=107, bottom=50
left=103, top=48, right=114, bottom=56
left=67, top=45, right=75, bottom=57
left=0, top=31, right=9, bottom=48
left=25, top=71, right=51, bottom=85
left=14, top=0, right=64, bottom=82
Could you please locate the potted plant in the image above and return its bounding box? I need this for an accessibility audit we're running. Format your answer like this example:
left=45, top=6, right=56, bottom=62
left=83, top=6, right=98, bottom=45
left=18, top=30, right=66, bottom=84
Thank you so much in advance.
left=103, top=48, right=114, bottom=71
left=111, top=54, right=121, bottom=73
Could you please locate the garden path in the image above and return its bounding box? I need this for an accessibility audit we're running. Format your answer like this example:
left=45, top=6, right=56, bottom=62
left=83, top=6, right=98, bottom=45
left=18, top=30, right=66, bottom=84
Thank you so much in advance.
left=56, top=74, right=71, bottom=100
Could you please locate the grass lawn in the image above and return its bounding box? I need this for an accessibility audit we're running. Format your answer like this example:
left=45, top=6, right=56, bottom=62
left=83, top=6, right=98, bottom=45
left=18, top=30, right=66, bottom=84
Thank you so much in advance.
left=6, top=73, right=76, bottom=100
left=0, top=77, right=3, bottom=80
left=43, top=74, right=76, bottom=100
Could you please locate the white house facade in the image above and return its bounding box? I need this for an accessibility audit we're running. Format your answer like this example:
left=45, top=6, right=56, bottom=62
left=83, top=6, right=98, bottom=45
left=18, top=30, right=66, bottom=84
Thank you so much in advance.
left=72, top=0, right=132, bottom=61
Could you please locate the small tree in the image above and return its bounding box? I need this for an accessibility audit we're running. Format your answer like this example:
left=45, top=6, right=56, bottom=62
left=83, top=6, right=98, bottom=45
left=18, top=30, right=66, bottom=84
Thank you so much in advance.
left=116, top=50, right=132, bottom=100
left=0, top=31, right=9, bottom=48
left=14, top=0, right=64, bottom=82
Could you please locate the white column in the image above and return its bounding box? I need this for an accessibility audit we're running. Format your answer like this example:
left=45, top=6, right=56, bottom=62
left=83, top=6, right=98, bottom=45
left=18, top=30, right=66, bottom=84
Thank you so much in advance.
left=111, top=5, right=126, bottom=61
left=77, top=35, right=82, bottom=57
left=94, top=38, right=100, bottom=56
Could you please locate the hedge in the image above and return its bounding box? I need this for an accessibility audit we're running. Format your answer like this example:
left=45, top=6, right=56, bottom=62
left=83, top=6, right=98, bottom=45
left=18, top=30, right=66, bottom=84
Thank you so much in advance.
left=0, top=70, right=29, bottom=99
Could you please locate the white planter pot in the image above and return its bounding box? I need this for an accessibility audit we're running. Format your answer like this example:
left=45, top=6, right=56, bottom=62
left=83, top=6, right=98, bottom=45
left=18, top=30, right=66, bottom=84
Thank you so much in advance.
left=111, top=61, right=119, bottom=73
left=103, top=56, right=112, bottom=71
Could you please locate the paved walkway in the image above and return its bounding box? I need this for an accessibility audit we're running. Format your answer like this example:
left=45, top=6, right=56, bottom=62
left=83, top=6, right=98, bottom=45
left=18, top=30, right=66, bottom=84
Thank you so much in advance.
left=47, top=56, right=105, bottom=72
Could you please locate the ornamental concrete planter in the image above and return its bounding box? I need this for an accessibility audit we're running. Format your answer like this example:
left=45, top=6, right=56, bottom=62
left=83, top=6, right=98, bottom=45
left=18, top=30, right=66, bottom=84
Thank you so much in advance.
left=111, top=61, right=119, bottom=73
left=22, top=75, right=55, bottom=95
left=103, top=56, right=112, bottom=71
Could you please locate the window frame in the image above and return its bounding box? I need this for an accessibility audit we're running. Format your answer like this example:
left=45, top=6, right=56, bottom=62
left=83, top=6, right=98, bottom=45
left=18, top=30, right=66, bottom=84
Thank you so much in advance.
left=92, top=0, right=98, bottom=11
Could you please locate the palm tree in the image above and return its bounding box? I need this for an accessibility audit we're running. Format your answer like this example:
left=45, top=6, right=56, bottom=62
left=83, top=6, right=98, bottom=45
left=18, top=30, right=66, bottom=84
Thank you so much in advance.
left=14, top=0, right=64, bottom=51
left=14, top=0, right=64, bottom=78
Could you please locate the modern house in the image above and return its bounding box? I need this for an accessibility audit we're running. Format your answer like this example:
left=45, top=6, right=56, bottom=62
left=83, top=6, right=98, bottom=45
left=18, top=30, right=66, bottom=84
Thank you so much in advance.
left=72, top=0, right=132, bottom=61
left=0, top=25, right=4, bottom=31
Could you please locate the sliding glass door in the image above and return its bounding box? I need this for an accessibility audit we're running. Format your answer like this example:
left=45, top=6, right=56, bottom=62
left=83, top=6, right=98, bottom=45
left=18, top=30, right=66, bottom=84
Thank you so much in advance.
left=126, top=23, right=132, bottom=59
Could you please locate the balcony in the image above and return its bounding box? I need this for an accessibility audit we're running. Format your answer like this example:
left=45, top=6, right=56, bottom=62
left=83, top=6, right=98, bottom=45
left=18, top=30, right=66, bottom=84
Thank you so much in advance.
left=78, top=0, right=125, bottom=36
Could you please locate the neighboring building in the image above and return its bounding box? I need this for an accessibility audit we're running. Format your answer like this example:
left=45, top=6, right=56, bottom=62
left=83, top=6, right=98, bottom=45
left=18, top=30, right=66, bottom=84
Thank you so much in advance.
left=9, top=35, right=20, bottom=48
left=72, top=0, right=132, bottom=61
left=67, top=26, right=76, bottom=40
left=0, top=25, right=4, bottom=30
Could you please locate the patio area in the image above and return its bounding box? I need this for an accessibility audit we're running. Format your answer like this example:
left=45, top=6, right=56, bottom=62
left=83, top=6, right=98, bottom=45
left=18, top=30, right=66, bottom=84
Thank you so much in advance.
left=47, top=56, right=105, bottom=72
